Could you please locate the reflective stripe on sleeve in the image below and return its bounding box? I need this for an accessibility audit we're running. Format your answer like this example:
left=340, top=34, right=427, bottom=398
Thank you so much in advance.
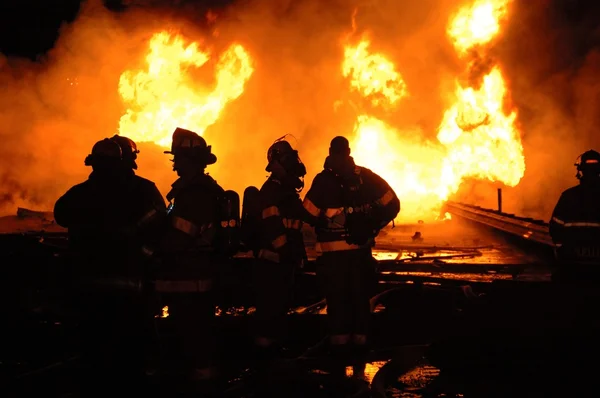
left=172, top=216, right=198, bottom=236
left=564, top=222, right=600, bottom=227
left=258, top=249, right=280, bottom=263
left=262, top=206, right=280, bottom=219
left=172, top=216, right=213, bottom=236
left=272, top=234, right=287, bottom=249
left=376, top=189, right=395, bottom=206
left=324, top=207, right=344, bottom=218
left=552, top=216, right=600, bottom=227
left=138, top=208, right=158, bottom=226
left=303, top=198, right=321, bottom=217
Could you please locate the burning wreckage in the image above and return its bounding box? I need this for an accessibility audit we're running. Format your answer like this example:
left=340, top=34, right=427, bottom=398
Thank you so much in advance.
left=3, top=0, right=600, bottom=396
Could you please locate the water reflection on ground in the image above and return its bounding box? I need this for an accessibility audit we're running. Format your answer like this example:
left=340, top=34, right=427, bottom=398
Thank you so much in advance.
left=391, top=363, right=442, bottom=397
left=341, top=358, right=464, bottom=397
left=215, top=306, right=254, bottom=316
left=386, top=360, right=463, bottom=398
left=345, top=360, right=389, bottom=382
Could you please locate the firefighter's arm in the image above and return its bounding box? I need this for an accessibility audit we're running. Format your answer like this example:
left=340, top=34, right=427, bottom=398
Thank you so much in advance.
left=301, top=174, right=327, bottom=227
left=150, top=183, right=167, bottom=211
left=53, top=188, right=76, bottom=228
left=549, top=193, right=568, bottom=244
left=260, top=193, right=291, bottom=260
left=137, top=184, right=168, bottom=258
left=370, top=173, right=400, bottom=228
left=155, top=190, right=204, bottom=255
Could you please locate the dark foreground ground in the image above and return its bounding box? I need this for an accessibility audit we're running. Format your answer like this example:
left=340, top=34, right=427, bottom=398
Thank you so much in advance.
left=1, top=215, right=599, bottom=397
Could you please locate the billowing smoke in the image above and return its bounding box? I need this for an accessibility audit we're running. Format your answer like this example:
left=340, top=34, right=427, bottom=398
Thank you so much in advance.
left=0, top=0, right=461, bottom=216
left=0, top=0, right=186, bottom=214
left=1, top=0, right=596, bottom=223
left=467, top=0, right=600, bottom=220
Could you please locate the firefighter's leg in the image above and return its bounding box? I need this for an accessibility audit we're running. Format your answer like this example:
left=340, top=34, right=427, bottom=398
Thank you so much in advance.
left=349, top=249, right=376, bottom=375
left=190, top=291, right=218, bottom=382
left=141, top=287, right=162, bottom=376
left=81, top=293, right=144, bottom=390
left=78, top=294, right=109, bottom=382
left=318, top=252, right=354, bottom=376
left=253, top=260, right=294, bottom=350
left=168, top=290, right=217, bottom=382
left=164, top=293, right=190, bottom=375
left=115, top=293, right=148, bottom=384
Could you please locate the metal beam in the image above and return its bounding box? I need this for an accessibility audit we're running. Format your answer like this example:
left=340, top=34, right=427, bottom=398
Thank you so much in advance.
left=444, top=201, right=553, bottom=247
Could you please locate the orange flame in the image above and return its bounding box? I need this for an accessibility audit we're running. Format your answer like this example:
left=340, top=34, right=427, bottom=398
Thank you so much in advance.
left=118, top=31, right=253, bottom=147
left=438, top=66, right=524, bottom=188
left=113, top=1, right=521, bottom=224
left=345, top=0, right=522, bottom=222
left=448, top=0, right=510, bottom=54
left=342, top=39, right=408, bottom=107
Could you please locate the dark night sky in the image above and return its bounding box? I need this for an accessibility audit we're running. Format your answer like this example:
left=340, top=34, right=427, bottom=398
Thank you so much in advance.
left=0, top=0, right=599, bottom=60
left=0, top=0, right=234, bottom=59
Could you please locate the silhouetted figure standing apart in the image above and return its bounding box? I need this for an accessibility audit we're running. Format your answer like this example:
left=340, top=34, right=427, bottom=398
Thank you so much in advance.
left=54, top=137, right=166, bottom=392
left=550, top=149, right=600, bottom=282
left=302, top=136, right=400, bottom=375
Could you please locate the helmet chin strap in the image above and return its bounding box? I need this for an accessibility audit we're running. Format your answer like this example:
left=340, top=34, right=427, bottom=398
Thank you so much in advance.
left=295, top=176, right=305, bottom=193
left=271, top=161, right=305, bottom=192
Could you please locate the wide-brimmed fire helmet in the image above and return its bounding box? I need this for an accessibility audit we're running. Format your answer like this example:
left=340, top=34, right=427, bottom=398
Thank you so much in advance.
left=164, top=127, right=217, bottom=165
left=110, top=134, right=140, bottom=169
left=575, top=149, right=600, bottom=179
left=84, top=138, right=123, bottom=167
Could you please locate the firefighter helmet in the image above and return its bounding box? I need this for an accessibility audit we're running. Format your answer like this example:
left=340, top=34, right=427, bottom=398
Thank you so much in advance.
left=265, top=136, right=306, bottom=192
left=575, top=149, right=600, bottom=179
left=266, top=137, right=306, bottom=177
left=84, top=138, right=123, bottom=167
left=164, top=127, right=217, bottom=165
left=110, top=134, right=139, bottom=169
left=266, top=140, right=294, bottom=169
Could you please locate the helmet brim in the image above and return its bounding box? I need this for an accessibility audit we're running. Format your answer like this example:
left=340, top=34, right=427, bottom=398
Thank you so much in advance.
left=206, top=154, right=217, bottom=165
left=165, top=150, right=217, bottom=165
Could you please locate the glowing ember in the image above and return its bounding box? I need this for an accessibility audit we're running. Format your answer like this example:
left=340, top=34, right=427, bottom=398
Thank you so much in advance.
left=346, top=0, right=523, bottom=222
left=118, top=31, right=254, bottom=147
left=155, top=305, right=169, bottom=318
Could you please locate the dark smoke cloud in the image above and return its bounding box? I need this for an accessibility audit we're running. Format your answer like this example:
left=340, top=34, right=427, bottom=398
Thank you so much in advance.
left=488, top=0, right=600, bottom=220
